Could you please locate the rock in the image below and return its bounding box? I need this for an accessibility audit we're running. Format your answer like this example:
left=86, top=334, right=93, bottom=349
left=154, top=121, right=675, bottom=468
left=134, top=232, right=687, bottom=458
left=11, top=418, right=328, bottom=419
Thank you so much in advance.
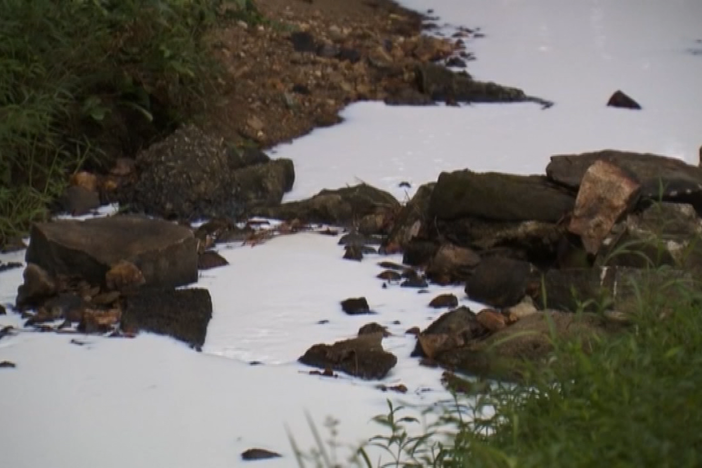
left=476, top=309, right=507, bottom=332
left=464, top=257, right=535, bottom=308
left=299, top=333, right=397, bottom=380
left=441, top=371, right=488, bottom=394
left=110, top=158, right=136, bottom=177
left=405, top=326, right=420, bottom=336
left=343, top=245, right=364, bottom=261
left=339, top=231, right=383, bottom=246
left=253, top=184, right=399, bottom=227
left=376, top=383, right=408, bottom=394
left=0, top=304, right=5, bottom=315
left=425, top=244, right=480, bottom=284
left=439, top=310, right=612, bottom=380
left=384, top=88, right=435, bottom=106
left=105, top=260, right=146, bottom=291
left=430, top=170, right=575, bottom=222
left=198, top=251, right=229, bottom=270
left=59, top=186, right=100, bottom=216
left=596, top=229, right=675, bottom=269
left=384, top=183, right=434, bottom=250
left=0, top=261, right=22, bottom=273
left=70, top=171, right=99, bottom=192
left=78, top=308, right=121, bottom=334
left=358, top=322, right=390, bottom=337
left=535, top=267, right=692, bottom=313
left=0, top=361, right=16, bottom=369
left=230, top=159, right=295, bottom=209
left=412, top=306, right=485, bottom=358
left=446, top=56, right=467, bottom=68
left=290, top=31, right=317, bottom=53
left=241, top=448, right=282, bottom=461
left=415, top=63, right=532, bottom=103
left=568, top=160, right=641, bottom=255
left=402, top=239, right=438, bottom=267
left=358, top=213, right=389, bottom=236
left=377, top=261, right=407, bottom=271
left=401, top=277, right=428, bottom=288
left=129, top=125, right=236, bottom=219
left=16, top=263, right=57, bottom=309
left=341, top=297, right=371, bottom=315
left=43, top=294, right=87, bottom=322
left=227, top=147, right=270, bottom=170
left=121, top=288, right=213, bottom=349
left=546, top=150, right=702, bottom=212
left=428, top=294, right=459, bottom=309
left=607, top=90, right=642, bottom=110
left=377, top=270, right=402, bottom=281
left=505, top=296, right=538, bottom=319
left=25, top=216, right=198, bottom=289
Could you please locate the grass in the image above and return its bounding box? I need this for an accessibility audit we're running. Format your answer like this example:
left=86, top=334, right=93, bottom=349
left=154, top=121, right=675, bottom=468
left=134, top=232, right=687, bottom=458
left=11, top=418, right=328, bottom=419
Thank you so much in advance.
left=291, top=267, right=702, bottom=467
left=0, top=0, right=258, bottom=246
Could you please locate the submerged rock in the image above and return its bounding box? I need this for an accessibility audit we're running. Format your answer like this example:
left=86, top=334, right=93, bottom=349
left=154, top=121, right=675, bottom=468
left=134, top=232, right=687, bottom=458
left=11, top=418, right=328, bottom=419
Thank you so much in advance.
left=299, top=333, right=397, bottom=380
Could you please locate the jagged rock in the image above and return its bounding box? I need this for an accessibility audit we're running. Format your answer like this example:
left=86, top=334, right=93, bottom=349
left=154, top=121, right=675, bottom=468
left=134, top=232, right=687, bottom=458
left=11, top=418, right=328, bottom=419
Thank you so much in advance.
left=299, top=333, right=397, bottom=380
left=430, top=170, right=575, bottom=222
left=343, top=245, right=364, bottom=261
left=253, top=184, right=399, bottom=227
left=607, top=90, right=642, bottom=110
left=0, top=361, right=16, bottom=369
left=241, top=448, right=281, bottom=461
left=198, top=251, right=229, bottom=270
left=16, top=264, right=57, bottom=309
left=546, top=150, right=702, bottom=212
left=465, top=257, right=536, bottom=308
left=415, top=63, right=536, bottom=104
left=425, top=244, right=480, bottom=284
left=25, top=216, right=198, bottom=289
left=121, top=288, right=213, bottom=349
left=428, top=294, right=459, bottom=309
left=341, top=297, right=371, bottom=315
left=568, top=160, right=641, bottom=255
left=384, top=183, right=434, bottom=251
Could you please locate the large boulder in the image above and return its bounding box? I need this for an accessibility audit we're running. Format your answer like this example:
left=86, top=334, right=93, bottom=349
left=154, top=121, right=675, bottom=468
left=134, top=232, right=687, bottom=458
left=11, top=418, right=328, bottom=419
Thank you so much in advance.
left=121, top=288, right=213, bottom=349
left=429, top=170, right=575, bottom=222
left=127, top=125, right=294, bottom=219
left=546, top=150, right=702, bottom=212
left=25, top=216, right=198, bottom=289
left=299, top=333, right=397, bottom=380
left=253, top=184, right=399, bottom=226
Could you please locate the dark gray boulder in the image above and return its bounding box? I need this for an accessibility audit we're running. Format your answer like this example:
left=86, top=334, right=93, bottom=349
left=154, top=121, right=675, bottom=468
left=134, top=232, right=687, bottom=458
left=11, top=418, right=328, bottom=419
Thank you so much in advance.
left=25, top=216, right=198, bottom=289
left=465, top=256, right=536, bottom=308
left=429, top=170, right=575, bottom=222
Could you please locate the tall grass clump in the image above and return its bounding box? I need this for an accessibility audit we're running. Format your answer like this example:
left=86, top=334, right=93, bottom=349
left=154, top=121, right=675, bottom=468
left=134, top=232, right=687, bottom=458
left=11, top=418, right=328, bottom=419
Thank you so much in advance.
left=0, top=0, right=254, bottom=244
left=293, top=271, right=702, bottom=467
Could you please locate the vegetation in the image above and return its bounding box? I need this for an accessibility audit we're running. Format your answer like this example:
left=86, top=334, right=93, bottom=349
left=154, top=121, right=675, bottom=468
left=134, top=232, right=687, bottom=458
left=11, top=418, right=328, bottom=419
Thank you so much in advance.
left=0, top=0, right=257, bottom=245
left=292, top=270, right=702, bottom=467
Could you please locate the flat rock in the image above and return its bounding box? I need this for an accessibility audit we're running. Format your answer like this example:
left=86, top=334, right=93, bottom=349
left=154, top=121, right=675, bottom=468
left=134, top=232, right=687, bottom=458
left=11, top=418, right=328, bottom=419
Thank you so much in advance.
left=299, top=333, right=397, bottom=380
left=568, top=160, right=641, bottom=254
left=341, top=297, right=371, bottom=315
left=241, top=448, right=281, bottom=461
left=465, top=257, right=536, bottom=308
left=428, top=293, right=459, bottom=309
left=25, top=216, right=198, bottom=289
left=198, top=251, right=229, bottom=270
left=121, top=288, right=213, bottom=349
left=547, top=150, right=702, bottom=212
left=430, top=170, right=574, bottom=222
left=252, top=184, right=399, bottom=227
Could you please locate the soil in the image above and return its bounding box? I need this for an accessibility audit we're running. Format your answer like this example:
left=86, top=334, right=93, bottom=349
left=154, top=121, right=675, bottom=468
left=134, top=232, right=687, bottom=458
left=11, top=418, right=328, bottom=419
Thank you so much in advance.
left=201, top=0, right=465, bottom=148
